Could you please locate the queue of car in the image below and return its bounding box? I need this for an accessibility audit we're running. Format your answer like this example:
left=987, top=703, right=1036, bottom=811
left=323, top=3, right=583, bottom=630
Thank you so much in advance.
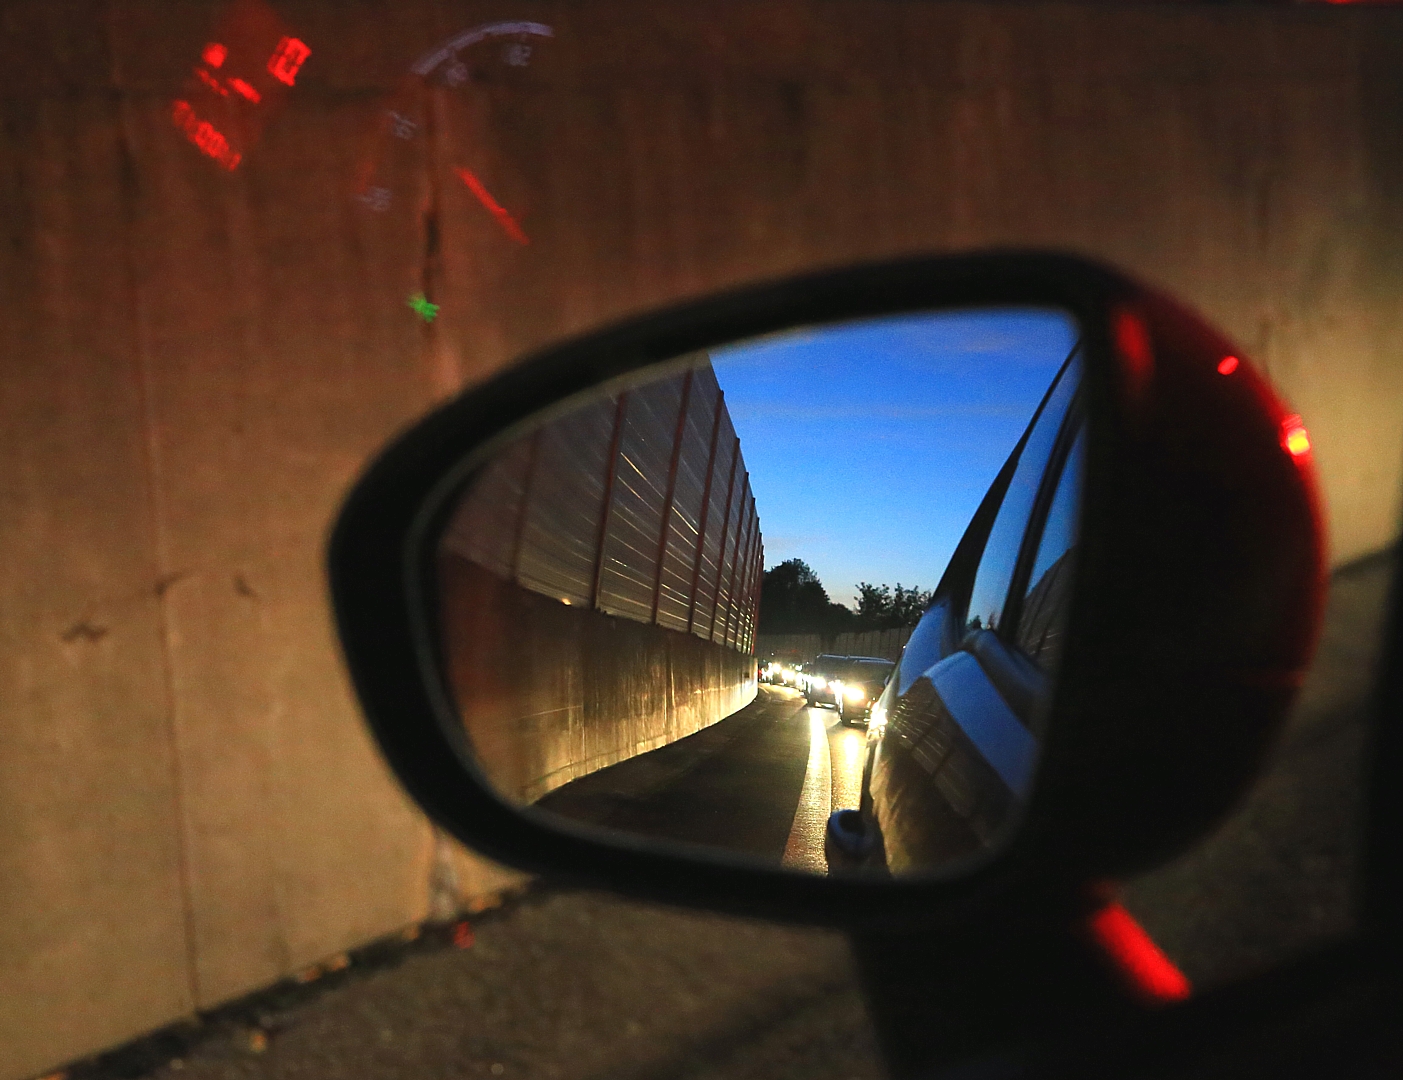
left=761, top=653, right=896, bottom=726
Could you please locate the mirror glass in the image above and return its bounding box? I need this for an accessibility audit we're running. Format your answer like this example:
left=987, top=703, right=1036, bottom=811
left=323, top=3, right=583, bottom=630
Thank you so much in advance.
left=435, top=307, right=1085, bottom=878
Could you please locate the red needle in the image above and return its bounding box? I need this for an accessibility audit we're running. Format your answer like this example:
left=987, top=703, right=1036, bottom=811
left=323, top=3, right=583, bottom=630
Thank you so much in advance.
left=454, top=166, right=530, bottom=245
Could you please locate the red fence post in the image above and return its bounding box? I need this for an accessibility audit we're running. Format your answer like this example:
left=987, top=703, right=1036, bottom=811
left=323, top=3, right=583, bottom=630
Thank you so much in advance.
left=686, top=390, right=726, bottom=635
left=727, top=507, right=752, bottom=649
left=734, top=502, right=758, bottom=647
left=705, top=438, right=741, bottom=641
left=650, top=371, right=693, bottom=625
left=731, top=510, right=757, bottom=649
left=749, top=542, right=764, bottom=651
left=714, top=474, right=751, bottom=645
left=744, top=535, right=763, bottom=651
left=590, top=393, right=628, bottom=611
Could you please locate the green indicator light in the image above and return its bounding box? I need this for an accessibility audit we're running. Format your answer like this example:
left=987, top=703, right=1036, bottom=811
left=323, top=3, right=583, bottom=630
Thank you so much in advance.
left=408, top=292, right=439, bottom=322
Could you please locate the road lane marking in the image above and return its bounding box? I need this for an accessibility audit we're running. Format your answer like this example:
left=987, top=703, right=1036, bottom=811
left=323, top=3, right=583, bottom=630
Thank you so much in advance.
left=829, top=722, right=866, bottom=813
left=781, top=710, right=832, bottom=873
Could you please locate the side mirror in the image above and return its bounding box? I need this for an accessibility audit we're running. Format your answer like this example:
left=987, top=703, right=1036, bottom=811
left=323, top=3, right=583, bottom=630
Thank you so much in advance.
left=329, top=252, right=1324, bottom=927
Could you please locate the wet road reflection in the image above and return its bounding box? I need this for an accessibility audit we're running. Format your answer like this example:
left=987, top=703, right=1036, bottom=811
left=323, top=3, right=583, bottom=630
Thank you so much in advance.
left=534, top=686, right=872, bottom=873
left=782, top=702, right=870, bottom=870
left=781, top=713, right=832, bottom=872
left=831, top=720, right=867, bottom=812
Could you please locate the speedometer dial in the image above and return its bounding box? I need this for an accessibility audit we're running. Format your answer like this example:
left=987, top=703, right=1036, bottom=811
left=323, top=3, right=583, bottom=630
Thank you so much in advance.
left=353, top=21, right=556, bottom=329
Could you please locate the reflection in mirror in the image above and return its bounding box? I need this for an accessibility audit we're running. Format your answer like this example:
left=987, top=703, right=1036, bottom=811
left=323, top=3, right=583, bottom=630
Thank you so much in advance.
left=435, top=308, right=1084, bottom=878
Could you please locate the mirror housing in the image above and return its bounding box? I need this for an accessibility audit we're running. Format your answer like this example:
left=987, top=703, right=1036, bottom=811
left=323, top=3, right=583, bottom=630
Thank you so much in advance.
left=328, top=251, right=1324, bottom=928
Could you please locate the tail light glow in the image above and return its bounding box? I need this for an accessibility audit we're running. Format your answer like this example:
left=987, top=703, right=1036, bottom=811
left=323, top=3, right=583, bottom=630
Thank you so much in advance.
left=1111, top=307, right=1154, bottom=410
left=1217, top=355, right=1239, bottom=375
left=1086, top=902, right=1191, bottom=1004
left=1282, top=415, right=1311, bottom=458
left=1113, top=308, right=1154, bottom=382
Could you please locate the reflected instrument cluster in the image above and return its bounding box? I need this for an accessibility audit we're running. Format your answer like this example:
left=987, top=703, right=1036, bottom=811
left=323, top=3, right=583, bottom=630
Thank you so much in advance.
left=172, top=1, right=554, bottom=322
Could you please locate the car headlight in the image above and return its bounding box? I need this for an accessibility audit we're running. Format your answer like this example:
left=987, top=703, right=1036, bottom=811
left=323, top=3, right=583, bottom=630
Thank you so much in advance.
left=843, top=684, right=866, bottom=702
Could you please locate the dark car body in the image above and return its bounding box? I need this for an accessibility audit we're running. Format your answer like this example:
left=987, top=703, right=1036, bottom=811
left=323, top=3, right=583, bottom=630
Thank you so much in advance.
left=803, top=653, right=850, bottom=707
left=834, top=657, right=896, bottom=725
left=859, top=348, right=1083, bottom=873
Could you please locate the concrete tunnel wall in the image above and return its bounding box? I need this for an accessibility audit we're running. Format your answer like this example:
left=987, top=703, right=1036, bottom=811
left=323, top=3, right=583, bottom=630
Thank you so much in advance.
left=440, top=559, right=758, bottom=805
left=6, top=3, right=1403, bottom=1078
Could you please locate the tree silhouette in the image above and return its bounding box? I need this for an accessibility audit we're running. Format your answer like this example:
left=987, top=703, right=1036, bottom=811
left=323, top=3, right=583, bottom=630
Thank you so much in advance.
left=855, top=581, right=935, bottom=629
left=758, top=559, right=856, bottom=634
left=757, top=559, right=936, bottom=635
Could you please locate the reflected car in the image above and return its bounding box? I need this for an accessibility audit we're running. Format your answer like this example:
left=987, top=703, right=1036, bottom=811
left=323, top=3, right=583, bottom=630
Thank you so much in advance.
left=853, top=349, right=1083, bottom=874
left=833, top=657, right=895, bottom=726
left=803, top=654, right=850, bottom=708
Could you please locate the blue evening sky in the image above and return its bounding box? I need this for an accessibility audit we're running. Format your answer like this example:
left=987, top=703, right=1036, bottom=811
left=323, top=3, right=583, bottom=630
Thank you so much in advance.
left=711, top=309, right=1079, bottom=608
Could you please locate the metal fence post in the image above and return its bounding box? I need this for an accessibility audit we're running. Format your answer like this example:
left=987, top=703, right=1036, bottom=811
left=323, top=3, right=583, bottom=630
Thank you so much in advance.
left=749, top=541, right=764, bottom=651
left=723, top=507, right=757, bottom=648
left=729, top=507, right=756, bottom=649
left=650, top=370, right=693, bottom=625
left=686, top=390, right=726, bottom=635
left=714, top=475, right=751, bottom=645
left=705, top=437, right=741, bottom=641
left=742, top=537, right=763, bottom=652
left=589, top=393, right=628, bottom=611
left=508, top=428, right=542, bottom=584
left=736, top=504, right=758, bottom=647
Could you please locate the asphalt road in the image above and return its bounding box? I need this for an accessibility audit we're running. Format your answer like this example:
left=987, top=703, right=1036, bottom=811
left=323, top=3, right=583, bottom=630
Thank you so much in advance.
left=115, top=552, right=1390, bottom=1080
left=537, top=686, right=868, bottom=873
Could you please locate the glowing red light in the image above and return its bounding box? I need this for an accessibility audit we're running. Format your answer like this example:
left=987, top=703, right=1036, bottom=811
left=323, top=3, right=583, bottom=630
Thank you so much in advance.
left=455, top=166, right=531, bottom=245
left=178, top=3, right=308, bottom=172
left=452, top=921, right=474, bottom=948
left=1282, top=415, right=1311, bottom=457
left=267, top=36, right=310, bottom=85
left=172, top=100, right=241, bottom=171
left=196, top=67, right=229, bottom=97
left=195, top=122, right=226, bottom=156
left=1217, top=355, right=1239, bottom=375
left=229, top=77, right=261, bottom=103
left=1086, top=902, right=1191, bottom=1004
left=1112, top=307, right=1154, bottom=387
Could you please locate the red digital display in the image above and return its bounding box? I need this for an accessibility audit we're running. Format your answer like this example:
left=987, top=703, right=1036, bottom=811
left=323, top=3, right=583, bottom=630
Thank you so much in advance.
left=267, top=36, right=311, bottom=85
left=172, top=100, right=241, bottom=170
left=171, top=0, right=310, bottom=171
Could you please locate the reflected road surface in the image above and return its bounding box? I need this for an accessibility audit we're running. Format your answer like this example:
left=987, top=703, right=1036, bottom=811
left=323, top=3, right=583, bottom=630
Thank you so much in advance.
left=536, top=686, right=868, bottom=871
